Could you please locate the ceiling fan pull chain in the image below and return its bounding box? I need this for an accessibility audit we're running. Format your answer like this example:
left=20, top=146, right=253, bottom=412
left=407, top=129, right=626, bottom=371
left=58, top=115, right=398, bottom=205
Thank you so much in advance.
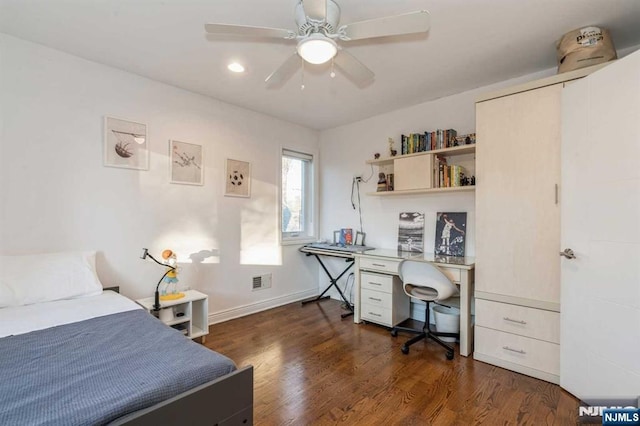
left=301, top=58, right=306, bottom=90
left=330, top=57, right=336, bottom=78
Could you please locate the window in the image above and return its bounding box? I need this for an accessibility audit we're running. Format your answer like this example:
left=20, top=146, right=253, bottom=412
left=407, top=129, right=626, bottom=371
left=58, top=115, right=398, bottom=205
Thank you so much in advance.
left=281, top=148, right=316, bottom=243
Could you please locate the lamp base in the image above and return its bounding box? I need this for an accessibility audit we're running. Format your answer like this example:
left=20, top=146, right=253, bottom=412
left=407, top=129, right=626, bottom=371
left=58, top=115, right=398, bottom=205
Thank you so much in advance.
left=160, top=292, right=185, bottom=301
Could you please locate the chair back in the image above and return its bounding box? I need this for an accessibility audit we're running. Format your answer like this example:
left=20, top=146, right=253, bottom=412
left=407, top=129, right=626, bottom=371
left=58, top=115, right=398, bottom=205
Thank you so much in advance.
left=398, top=260, right=459, bottom=302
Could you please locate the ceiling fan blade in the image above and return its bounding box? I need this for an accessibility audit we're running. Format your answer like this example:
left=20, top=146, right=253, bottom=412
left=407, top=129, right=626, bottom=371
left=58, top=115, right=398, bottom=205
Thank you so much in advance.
left=340, top=10, right=430, bottom=41
left=205, top=23, right=294, bottom=39
left=265, top=53, right=302, bottom=87
left=303, top=0, right=327, bottom=21
left=333, top=50, right=374, bottom=86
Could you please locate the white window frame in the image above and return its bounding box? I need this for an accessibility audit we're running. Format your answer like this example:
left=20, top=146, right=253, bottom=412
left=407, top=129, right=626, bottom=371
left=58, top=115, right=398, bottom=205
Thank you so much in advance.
left=280, top=147, right=318, bottom=245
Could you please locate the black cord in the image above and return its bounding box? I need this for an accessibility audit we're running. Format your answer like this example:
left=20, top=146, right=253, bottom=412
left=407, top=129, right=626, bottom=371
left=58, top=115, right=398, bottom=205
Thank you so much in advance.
left=344, top=273, right=355, bottom=305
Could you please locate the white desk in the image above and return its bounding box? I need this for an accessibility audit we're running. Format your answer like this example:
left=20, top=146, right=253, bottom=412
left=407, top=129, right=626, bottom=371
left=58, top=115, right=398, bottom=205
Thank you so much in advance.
left=353, top=249, right=475, bottom=357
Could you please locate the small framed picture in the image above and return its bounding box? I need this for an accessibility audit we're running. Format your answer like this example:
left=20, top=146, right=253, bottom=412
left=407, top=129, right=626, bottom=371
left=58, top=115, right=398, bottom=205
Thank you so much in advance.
left=333, top=230, right=341, bottom=245
left=225, top=158, right=251, bottom=197
left=355, top=231, right=366, bottom=246
left=104, top=116, right=148, bottom=170
left=170, top=140, right=203, bottom=185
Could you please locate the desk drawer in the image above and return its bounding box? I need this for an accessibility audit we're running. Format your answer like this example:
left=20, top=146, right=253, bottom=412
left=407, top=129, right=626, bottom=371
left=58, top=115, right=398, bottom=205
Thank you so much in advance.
left=361, top=288, right=392, bottom=309
left=476, top=299, right=560, bottom=344
left=359, top=257, right=400, bottom=274
left=361, top=272, right=394, bottom=293
left=361, top=303, right=392, bottom=326
left=475, top=326, right=559, bottom=376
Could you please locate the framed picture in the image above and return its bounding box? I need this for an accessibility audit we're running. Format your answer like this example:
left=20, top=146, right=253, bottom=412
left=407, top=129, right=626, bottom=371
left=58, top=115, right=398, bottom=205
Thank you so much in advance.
left=170, top=140, right=203, bottom=185
left=355, top=231, right=366, bottom=246
left=225, top=158, right=251, bottom=197
left=435, top=212, right=467, bottom=257
left=397, top=212, right=424, bottom=253
left=104, top=116, right=148, bottom=170
left=333, top=230, right=341, bottom=244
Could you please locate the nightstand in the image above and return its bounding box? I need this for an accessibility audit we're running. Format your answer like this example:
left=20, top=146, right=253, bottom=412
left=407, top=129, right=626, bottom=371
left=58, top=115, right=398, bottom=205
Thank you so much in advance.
left=135, top=290, right=209, bottom=343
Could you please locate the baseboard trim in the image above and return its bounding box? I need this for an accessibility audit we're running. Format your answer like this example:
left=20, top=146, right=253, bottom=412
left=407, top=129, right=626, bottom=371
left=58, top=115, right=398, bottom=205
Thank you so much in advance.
left=208, top=289, right=318, bottom=325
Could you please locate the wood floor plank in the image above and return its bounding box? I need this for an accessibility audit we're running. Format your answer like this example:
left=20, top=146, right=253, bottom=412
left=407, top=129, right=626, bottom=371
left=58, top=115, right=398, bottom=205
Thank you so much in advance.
left=205, top=299, right=579, bottom=425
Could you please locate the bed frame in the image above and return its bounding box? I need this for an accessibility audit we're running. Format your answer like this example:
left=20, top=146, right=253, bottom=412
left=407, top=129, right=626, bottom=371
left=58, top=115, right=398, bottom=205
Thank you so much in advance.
left=110, top=365, right=253, bottom=426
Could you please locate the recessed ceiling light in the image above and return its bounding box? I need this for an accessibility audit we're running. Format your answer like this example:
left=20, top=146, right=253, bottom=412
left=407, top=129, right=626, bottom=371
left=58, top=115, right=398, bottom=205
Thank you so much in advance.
left=228, top=62, right=245, bottom=73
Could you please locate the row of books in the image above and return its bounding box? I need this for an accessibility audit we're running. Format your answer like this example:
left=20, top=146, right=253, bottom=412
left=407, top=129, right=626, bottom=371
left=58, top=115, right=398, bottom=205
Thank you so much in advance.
left=434, top=156, right=468, bottom=188
left=400, top=131, right=477, bottom=155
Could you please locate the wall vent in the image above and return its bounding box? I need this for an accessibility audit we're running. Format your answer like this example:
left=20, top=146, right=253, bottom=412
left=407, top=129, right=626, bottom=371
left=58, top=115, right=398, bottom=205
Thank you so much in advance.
left=252, top=273, right=272, bottom=291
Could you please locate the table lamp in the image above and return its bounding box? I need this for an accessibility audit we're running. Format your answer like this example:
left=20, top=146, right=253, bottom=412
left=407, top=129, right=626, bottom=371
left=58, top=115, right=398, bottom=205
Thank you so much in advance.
left=140, top=248, right=176, bottom=311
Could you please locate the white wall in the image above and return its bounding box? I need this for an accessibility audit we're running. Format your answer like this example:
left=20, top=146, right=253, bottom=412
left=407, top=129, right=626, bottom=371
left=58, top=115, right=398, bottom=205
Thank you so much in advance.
left=0, top=34, right=320, bottom=322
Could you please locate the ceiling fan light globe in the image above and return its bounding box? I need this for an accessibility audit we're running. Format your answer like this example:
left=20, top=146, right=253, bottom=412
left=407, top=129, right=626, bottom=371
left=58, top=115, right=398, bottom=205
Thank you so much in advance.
left=297, top=35, right=337, bottom=65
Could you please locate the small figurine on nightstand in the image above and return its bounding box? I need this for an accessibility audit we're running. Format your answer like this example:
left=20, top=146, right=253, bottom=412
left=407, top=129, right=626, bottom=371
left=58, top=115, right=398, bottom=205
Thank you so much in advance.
left=160, top=249, right=184, bottom=301
left=388, top=137, right=397, bottom=157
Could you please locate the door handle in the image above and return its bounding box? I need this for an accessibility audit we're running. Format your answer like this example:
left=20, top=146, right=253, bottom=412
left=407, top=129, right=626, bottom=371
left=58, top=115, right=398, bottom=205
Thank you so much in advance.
left=560, top=248, right=576, bottom=259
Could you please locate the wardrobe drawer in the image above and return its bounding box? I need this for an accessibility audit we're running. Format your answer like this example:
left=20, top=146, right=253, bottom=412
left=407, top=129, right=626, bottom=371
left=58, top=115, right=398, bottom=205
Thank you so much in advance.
left=361, top=303, right=392, bottom=326
left=359, top=257, right=400, bottom=275
left=361, top=272, right=394, bottom=293
left=475, top=326, right=559, bottom=375
left=476, top=299, right=560, bottom=344
left=361, top=288, right=392, bottom=309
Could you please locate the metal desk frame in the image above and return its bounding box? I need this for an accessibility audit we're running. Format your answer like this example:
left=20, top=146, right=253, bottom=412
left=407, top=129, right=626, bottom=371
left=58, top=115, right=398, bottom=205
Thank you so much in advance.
left=299, top=245, right=358, bottom=319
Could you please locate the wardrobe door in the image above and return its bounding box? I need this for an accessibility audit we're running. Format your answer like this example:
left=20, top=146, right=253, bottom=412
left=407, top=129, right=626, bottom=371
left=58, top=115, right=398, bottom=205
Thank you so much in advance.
left=475, top=84, right=562, bottom=306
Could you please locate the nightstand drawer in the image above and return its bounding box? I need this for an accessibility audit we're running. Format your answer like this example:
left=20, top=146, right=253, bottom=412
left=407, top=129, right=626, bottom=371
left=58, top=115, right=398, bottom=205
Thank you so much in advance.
left=475, top=326, right=559, bottom=376
left=361, top=288, right=392, bottom=309
left=361, top=272, right=394, bottom=293
left=359, top=257, right=400, bottom=274
left=361, top=303, right=392, bottom=326
left=476, top=299, right=560, bottom=344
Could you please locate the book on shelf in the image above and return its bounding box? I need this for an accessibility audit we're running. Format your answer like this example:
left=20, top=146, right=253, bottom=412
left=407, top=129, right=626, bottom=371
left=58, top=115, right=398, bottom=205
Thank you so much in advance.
left=399, top=129, right=460, bottom=155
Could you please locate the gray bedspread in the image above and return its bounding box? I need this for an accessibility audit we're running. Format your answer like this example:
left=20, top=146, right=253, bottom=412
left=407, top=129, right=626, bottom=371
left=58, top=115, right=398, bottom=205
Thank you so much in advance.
left=0, top=309, right=236, bottom=426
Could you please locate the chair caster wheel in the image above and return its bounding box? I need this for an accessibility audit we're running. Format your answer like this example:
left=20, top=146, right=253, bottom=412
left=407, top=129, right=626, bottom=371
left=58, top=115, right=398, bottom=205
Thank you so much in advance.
left=390, top=329, right=398, bottom=337
left=446, top=351, right=454, bottom=360
left=401, top=346, right=409, bottom=355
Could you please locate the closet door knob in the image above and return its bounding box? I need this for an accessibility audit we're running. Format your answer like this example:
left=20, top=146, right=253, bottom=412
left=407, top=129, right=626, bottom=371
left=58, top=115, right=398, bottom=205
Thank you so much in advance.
left=560, top=248, right=576, bottom=259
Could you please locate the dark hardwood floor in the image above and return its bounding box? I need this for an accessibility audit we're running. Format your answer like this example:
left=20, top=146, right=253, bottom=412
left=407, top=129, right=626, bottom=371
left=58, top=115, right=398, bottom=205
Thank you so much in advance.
left=205, top=299, right=579, bottom=425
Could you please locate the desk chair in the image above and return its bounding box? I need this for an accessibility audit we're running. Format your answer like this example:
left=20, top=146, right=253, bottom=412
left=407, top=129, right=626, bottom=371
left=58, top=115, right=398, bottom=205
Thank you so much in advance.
left=391, top=260, right=460, bottom=360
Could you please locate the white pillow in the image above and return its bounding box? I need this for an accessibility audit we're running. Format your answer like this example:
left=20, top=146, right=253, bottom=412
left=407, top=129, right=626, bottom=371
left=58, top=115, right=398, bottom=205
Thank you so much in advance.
left=0, top=251, right=103, bottom=307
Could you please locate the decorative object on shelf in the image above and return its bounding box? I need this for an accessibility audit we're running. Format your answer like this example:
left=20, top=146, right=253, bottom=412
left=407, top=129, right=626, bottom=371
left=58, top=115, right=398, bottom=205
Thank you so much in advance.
left=377, top=172, right=387, bottom=192
left=397, top=212, right=424, bottom=253
left=388, top=137, right=397, bottom=156
left=104, top=116, right=148, bottom=170
left=170, top=140, right=203, bottom=185
left=140, top=248, right=183, bottom=311
left=434, top=212, right=467, bottom=257
left=225, top=158, right=251, bottom=197
left=455, top=133, right=476, bottom=146
left=374, top=153, right=380, bottom=159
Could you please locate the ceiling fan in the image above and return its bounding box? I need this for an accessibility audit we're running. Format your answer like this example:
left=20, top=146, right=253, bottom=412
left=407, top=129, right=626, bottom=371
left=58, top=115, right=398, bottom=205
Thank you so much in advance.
left=204, top=0, right=430, bottom=87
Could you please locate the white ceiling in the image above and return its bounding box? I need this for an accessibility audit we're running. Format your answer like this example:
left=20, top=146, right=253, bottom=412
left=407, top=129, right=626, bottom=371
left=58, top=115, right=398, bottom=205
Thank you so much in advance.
left=2, top=0, right=640, bottom=130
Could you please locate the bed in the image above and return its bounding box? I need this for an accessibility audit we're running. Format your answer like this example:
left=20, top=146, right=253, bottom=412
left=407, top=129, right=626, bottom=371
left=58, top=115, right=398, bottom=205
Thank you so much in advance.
left=0, top=252, right=253, bottom=426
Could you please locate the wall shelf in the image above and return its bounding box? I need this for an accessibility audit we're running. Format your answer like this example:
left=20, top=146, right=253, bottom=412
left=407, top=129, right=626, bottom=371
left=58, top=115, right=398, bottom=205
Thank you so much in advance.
left=367, top=185, right=475, bottom=196
left=366, top=144, right=476, bottom=166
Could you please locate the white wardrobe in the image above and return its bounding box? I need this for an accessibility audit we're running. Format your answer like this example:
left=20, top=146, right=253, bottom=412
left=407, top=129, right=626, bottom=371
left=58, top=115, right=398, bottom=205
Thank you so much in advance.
left=473, top=64, right=608, bottom=384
